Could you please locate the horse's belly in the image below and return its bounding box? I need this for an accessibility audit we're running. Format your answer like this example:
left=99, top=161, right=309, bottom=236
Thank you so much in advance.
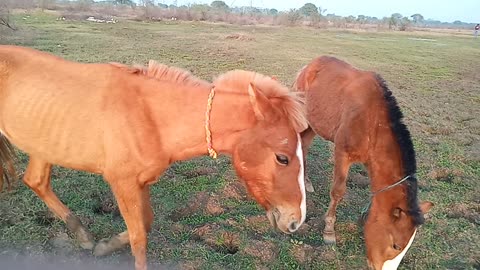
left=0, top=89, right=104, bottom=173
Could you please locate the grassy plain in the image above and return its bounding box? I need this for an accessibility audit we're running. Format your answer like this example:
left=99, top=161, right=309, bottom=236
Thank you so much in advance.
left=0, top=12, right=479, bottom=269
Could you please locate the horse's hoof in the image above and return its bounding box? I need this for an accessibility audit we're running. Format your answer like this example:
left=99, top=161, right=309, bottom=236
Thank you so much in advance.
left=305, top=177, right=315, bottom=193
left=305, top=182, right=315, bottom=193
left=79, top=239, right=95, bottom=250
left=323, top=232, right=336, bottom=245
left=93, top=238, right=113, bottom=257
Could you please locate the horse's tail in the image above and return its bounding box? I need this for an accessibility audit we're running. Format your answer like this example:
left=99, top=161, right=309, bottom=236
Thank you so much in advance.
left=0, top=133, right=17, bottom=192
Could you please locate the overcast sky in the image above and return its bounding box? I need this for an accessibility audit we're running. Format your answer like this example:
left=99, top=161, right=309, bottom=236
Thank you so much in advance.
left=161, top=0, right=479, bottom=23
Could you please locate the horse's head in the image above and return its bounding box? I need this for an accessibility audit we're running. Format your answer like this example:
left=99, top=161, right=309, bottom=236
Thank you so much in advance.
left=214, top=71, right=308, bottom=234
left=364, top=198, right=433, bottom=269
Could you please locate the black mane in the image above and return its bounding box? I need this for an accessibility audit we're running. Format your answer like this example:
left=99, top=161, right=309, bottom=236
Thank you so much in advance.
left=375, top=74, right=424, bottom=226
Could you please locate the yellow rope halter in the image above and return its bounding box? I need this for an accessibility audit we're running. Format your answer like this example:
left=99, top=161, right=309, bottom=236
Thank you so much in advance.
left=205, top=86, right=218, bottom=159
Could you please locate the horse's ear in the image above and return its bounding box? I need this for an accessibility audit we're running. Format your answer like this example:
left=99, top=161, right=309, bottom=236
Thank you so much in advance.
left=248, top=83, right=272, bottom=121
left=420, top=201, right=434, bottom=214
left=392, top=207, right=402, bottom=219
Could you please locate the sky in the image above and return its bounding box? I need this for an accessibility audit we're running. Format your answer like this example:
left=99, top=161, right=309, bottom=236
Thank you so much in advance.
left=162, top=0, right=479, bottom=23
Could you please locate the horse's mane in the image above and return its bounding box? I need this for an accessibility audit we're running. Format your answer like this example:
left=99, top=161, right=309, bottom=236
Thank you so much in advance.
left=214, top=70, right=308, bottom=133
left=111, top=62, right=307, bottom=133
left=376, top=74, right=424, bottom=226
left=110, top=60, right=211, bottom=88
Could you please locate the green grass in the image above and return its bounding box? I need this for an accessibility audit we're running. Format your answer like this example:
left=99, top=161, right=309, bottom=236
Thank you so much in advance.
left=1, top=12, right=479, bottom=269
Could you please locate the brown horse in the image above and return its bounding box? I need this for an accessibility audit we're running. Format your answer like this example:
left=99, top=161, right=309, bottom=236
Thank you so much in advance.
left=0, top=45, right=308, bottom=270
left=294, top=56, right=433, bottom=270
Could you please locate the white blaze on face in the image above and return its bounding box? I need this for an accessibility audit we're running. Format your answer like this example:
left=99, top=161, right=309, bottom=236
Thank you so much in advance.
left=296, top=134, right=306, bottom=226
left=382, top=229, right=417, bottom=270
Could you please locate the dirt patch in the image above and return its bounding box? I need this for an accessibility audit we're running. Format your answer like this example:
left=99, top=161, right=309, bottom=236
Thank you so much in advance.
left=34, top=210, right=57, bottom=226
left=306, top=217, right=325, bottom=231
left=295, top=223, right=312, bottom=236
left=291, top=244, right=315, bottom=264
left=349, top=173, right=370, bottom=188
left=242, top=240, right=276, bottom=262
left=206, top=196, right=224, bottom=216
left=221, top=181, right=247, bottom=200
left=225, top=33, right=255, bottom=41
left=428, top=168, right=464, bottom=183
left=180, top=167, right=218, bottom=178
left=93, top=196, right=120, bottom=217
left=335, top=222, right=362, bottom=246
left=244, top=215, right=271, bottom=234
left=179, top=259, right=204, bottom=270
left=191, top=224, right=240, bottom=254
left=465, top=140, right=480, bottom=162
left=168, top=192, right=209, bottom=222
left=48, top=232, right=75, bottom=253
left=313, top=245, right=337, bottom=261
left=446, top=203, right=480, bottom=224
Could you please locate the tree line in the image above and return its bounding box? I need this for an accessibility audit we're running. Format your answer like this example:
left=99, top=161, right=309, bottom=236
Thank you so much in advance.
left=1, top=0, right=476, bottom=30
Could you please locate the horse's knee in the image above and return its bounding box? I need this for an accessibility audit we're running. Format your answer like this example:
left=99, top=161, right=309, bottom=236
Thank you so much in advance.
left=330, top=187, right=346, bottom=201
left=23, top=175, right=44, bottom=191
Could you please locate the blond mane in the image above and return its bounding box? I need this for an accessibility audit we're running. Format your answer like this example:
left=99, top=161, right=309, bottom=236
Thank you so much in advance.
left=214, top=70, right=308, bottom=133
left=110, top=60, right=211, bottom=88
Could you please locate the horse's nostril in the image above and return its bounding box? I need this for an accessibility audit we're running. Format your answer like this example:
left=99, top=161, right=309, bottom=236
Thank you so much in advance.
left=288, top=221, right=299, bottom=232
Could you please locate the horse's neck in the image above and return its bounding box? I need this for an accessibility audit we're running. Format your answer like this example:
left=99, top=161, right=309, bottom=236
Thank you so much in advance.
left=367, top=124, right=405, bottom=193
left=148, top=84, right=253, bottom=162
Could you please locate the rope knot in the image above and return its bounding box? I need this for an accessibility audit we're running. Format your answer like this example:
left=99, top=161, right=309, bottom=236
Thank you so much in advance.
left=205, top=86, right=218, bottom=159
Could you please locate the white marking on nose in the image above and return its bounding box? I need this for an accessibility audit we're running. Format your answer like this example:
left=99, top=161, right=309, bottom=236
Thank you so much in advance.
left=280, top=138, right=288, bottom=145
left=296, top=134, right=306, bottom=226
left=381, top=229, right=417, bottom=270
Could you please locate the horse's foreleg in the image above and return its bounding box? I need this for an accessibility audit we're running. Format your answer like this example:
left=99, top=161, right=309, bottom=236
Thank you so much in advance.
left=93, top=186, right=154, bottom=258
left=99, top=177, right=153, bottom=270
left=323, top=150, right=351, bottom=244
left=23, top=157, right=94, bottom=249
left=300, top=126, right=317, bottom=193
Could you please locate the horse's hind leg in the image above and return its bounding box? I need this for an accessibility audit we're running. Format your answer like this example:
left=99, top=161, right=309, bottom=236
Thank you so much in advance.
left=323, top=149, right=352, bottom=244
left=23, top=157, right=95, bottom=249
left=301, top=126, right=317, bottom=193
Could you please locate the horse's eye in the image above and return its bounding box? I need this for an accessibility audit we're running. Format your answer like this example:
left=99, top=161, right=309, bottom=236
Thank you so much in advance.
left=393, top=243, right=402, bottom=251
left=275, top=154, right=289, bottom=165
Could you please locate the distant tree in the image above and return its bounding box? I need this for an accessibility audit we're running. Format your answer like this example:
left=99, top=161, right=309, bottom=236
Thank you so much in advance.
left=158, top=2, right=168, bottom=8
left=210, top=1, right=229, bottom=11
left=248, top=7, right=261, bottom=14
left=191, top=4, right=210, bottom=12
left=318, top=6, right=327, bottom=16
left=452, top=20, right=463, bottom=25
left=345, top=15, right=356, bottom=23
left=191, top=4, right=210, bottom=20
left=268, top=8, right=278, bottom=16
left=389, top=13, right=402, bottom=29
left=139, top=0, right=154, bottom=6
left=299, top=3, right=318, bottom=17
left=115, top=0, right=134, bottom=5
left=410, top=13, right=424, bottom=24
left=399, top=16, right=411, bottom=31
left=357, top=14, right=366, bottom=24
left=287, top=9, right=302, bottom=25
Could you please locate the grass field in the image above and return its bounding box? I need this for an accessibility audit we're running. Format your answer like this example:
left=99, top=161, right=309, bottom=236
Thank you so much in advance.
left=0, top=12, right=479, bottom=270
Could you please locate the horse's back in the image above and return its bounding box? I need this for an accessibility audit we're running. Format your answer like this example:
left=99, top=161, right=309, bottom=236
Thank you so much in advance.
left=0, top=46, right=115, bottom=172
left=296, top=56, right=384, bottom=143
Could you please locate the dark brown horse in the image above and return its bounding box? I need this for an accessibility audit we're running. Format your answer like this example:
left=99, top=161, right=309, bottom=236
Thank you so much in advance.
left=294, top=56, right=433, bottom=270
left=0, top=45, right=308, bottom=270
